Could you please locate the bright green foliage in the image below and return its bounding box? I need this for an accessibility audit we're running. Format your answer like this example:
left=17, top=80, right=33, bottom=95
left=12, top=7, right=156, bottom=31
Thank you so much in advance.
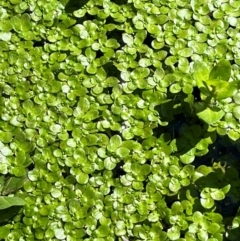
left=0, top=0, right=240, bottom=240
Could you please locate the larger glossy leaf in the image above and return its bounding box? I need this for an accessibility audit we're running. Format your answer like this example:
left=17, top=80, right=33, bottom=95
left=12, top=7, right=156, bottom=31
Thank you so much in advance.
left=205, top=79, right=238, bottom=100
left=1, top=176, right=28, bottom=195
left=193, top=61, right=210, bottom=88
left=209, top=60, right=231, bottom=81
left=197, top=107, right=224, bottom=124
left=0, top=196, right=25, bottom=210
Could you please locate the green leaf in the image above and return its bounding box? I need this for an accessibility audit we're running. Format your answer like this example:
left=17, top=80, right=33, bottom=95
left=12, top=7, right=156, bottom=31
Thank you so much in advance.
left=171, top=201, right=183, bottom=214
left=193, top=61, right=210, bottom=89
left=0, top=225, right=10, bottom=239
left=197, top=107, right=224, bottom=124
left=180, top=153, right=195, bottom=164
left=167, top=226, right=180, bottom=240
left=205, top=79, right=237, bottom=100
left=209, top=60, right=231, bottom=81
left=0, top=163, right=8, bottom=175
left=122, top=129, right=134, bottom=140
left=2, top=176, right=27, bottom=195
left=232, top=106, right=240, bottom=119
left=105, top=38, right=120, bottom=48
left=104, top=157, right=116, bottom=170
left=107, top=135, right=122, bottom=152
left=208, top=223, right=220, bottom=234
left=131, top=67, right=150, bottom=79
left=221, top=184, right=231, bottom=194
left=148, top=212, right=159, bottom=222
left=200, top=197, right=215, bottom=209
left=228, top=129, right=240, bottom=141
left=0, top=32, right=12, bottom=41
left=197, top=229, right=208, bottom=240
left=169, top=178, right=181, bottom=192
left=152, top=39, right=164, bottom=49
left=233, top=92, right=240, bottom=104
left=50, top=124, right=62, bottom=133
left=210, top=189, right=225, bottom=201
left=97, top=225, right=110, bottom=237
left=134, top=30, right=147, bottom=46
left=0, top=131, right=12, bottom=143
left=83, top=110, right=99, bottom=122
left=20, top=14, right=32, bottom=32
left=169, top=165, right=180, bottom=176
left=205, top=212, right=223, bottom=223
left=76, top=171, right=89, bottom=184
left=146, top=24, right=161, bottom=35
left=96, top=67, right=107, bottom=80
left=116, top=147, right=130, bottom=158
left=1, top=146, right=13, bottom=156
left=122, top=33, right=134, bottom=46
left=0, top=196, right=25, bottom=210
left=54, top=228, right=66, bottom=240
left=27, top=169, right=39, bottom=181
left=178, top=48, right=193, bottom=57
left=73, top=9, right=87, bottom=18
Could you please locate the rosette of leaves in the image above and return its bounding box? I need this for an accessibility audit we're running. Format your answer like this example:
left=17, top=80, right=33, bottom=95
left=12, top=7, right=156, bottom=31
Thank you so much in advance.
left=184, top=211, right=225, bottom=241
left=114, top=49, right=137, bottom=71
left=166, top=39, right=193, bottom=73
left=81, top=66, right=118, bottom=97
left=139, top=47, right=168, bottom=69
left=121, top=160, right=151, bottom=190
left=192, top=165, right=231, bottom=211
left=104, top=2, right=126, bottom=22
left=105, top=135, right=130, bottom=162
left=148, top=155, right=178, bottom=196
left=166, top=201, right=189, bottom=240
